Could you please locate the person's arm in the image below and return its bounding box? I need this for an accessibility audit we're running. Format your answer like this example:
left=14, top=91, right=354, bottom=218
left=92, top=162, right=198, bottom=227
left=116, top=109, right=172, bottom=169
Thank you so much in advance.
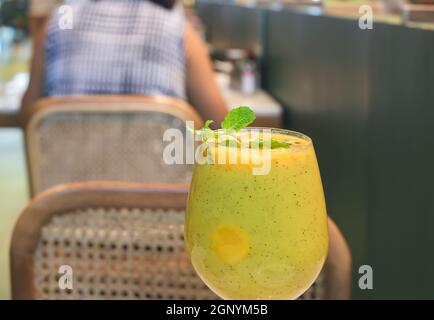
left=27, top=0, right=58, bottom=36
left=20, top=19, right=47, bottom=125
left=28, top=16, right=49, bottom=38
left=185, top=22, right=228, bottom=127
left=325, top=217, right=352, bottom=299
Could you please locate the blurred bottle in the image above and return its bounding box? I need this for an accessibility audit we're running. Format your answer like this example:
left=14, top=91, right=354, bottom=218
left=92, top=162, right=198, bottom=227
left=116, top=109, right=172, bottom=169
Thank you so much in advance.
left=228, top=48, right=258, bottom=95
left=241, top=61, right=256, bottom=95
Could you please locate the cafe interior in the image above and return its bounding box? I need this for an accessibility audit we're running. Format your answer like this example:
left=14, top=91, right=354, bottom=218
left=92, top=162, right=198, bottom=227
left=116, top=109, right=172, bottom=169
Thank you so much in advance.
left=0, top=0, right=433, bottom=300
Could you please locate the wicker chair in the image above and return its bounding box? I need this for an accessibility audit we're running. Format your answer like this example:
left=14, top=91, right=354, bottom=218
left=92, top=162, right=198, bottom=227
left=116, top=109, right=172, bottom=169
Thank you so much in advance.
left=10, top=182, right=351, bottom=300
left=25, top=96, right=203, bottom=196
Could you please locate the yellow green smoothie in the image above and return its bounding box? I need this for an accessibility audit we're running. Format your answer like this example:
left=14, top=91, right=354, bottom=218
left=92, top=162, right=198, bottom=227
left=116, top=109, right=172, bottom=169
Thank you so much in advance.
left=185, top=109, right=328, bottom=299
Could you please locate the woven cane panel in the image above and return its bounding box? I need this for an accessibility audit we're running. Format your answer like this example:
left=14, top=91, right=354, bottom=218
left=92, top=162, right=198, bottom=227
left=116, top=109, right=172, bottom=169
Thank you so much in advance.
left=33, top=208, right=218, bottom=300
left=33, top=112, right=192, bottom=193
left=32, top=206, right=326, bottom=300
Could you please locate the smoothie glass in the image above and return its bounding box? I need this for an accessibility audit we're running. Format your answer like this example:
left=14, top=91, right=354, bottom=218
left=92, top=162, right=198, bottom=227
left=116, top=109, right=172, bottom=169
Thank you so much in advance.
left=185, top=128, right=328, bottom=300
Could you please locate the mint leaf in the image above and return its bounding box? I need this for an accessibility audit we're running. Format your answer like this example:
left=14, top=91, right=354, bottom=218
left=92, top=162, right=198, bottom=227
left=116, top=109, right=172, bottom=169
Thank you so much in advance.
left=203, top=120, right=214, bottom=130
left=201, top=120, right=214, bottom=140
left=270, top=140, right=291, bottom=149
left=249, top=139, right=291, bottom=149
left=190, top=120, right=216, bottom=142
left=221, top=106, right=256, bottom=132
left=192, top=106, right=256, bottom=145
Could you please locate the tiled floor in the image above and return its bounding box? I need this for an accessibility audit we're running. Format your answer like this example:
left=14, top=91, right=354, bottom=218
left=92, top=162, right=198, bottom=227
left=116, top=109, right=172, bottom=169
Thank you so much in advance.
left=0, top=129, right=28, bottom=299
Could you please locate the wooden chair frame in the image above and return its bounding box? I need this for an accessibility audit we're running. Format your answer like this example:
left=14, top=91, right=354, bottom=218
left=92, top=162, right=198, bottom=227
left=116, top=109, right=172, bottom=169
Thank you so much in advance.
left=25, top=95, right=203, bottom=196
left=10, top=181, right=190, bottom=300
left=10, top=181, right=351, bottom=300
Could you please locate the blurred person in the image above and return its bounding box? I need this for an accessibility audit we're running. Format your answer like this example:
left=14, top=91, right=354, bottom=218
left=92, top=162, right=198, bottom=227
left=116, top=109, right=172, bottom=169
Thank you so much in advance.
left=21, top=0, right=227, bottom=126
left=28, top=0, right=63, bottom=36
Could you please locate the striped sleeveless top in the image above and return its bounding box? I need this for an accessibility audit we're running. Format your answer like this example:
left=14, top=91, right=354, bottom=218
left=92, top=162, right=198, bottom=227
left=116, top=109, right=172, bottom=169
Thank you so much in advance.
left=45, top=0, right=186, bottom=100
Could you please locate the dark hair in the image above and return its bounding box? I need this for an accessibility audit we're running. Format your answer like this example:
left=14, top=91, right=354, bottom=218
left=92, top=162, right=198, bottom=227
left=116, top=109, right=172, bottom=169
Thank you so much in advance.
left=149, top=0, right=177, bottom=9
left=91, top=0, right=177, bottom=10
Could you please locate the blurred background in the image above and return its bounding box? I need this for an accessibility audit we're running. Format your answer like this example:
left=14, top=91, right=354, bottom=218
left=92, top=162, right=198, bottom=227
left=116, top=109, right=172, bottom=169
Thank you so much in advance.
left=1, top=0, right=434, bottom=300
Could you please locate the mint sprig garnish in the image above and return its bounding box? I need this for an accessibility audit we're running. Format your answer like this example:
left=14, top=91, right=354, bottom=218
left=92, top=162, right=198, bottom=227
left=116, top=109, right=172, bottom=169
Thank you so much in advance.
left=221, top=106, right=256, bottom=131
left=200, top=120, right=215, bottom=142
left=190, top=106, right=291, bottom=150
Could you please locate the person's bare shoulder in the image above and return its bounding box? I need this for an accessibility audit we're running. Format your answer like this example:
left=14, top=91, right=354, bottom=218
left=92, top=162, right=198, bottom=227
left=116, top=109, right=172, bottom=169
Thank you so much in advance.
left=29, top=0, right=63, bottom=18
left=184, top=21, right=207, bottom=61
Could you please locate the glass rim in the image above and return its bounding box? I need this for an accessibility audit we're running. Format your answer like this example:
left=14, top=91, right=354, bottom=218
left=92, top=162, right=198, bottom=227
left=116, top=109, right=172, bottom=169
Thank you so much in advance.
left=213, top=127, right=313, bottom=150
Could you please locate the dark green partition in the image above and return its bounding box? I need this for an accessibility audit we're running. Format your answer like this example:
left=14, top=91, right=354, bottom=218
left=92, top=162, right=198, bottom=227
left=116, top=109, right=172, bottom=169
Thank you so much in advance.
left=196, top=2, right=263, bottom=55
left=366, top=24, right=434, bottom=299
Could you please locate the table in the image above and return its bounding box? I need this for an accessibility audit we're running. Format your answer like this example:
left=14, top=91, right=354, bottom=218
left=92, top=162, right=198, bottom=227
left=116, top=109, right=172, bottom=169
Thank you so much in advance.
left=0, top=111, right=20, bottom=127
left=0, top=128, right=28, bottom=299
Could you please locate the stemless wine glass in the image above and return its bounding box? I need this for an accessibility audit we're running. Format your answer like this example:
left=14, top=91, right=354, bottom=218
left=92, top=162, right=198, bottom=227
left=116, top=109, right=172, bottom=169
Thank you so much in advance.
left=185, top=128, right=328, bottom=300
